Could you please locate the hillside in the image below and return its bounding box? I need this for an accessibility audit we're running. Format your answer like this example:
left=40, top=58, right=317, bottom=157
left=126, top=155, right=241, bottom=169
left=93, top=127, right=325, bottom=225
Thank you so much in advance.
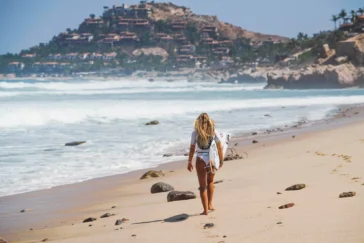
left=0, top=1, right=289, bottom=76
left=148, top=2, right=288, bottom=42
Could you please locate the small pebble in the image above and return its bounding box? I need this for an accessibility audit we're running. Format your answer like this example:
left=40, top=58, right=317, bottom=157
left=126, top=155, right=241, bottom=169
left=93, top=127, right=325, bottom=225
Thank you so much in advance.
left=132, top=234, right=137, bottom=237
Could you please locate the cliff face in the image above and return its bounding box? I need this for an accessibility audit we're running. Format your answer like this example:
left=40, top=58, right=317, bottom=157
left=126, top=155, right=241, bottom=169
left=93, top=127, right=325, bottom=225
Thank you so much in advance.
left=266, top=64, right=363, bottom=89
left=336, top=34, right=364, bottom=66
left=266, top=34, right=364, bottom=89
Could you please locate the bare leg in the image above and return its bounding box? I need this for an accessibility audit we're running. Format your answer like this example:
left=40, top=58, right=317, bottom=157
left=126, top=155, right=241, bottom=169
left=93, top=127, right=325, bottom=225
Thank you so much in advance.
left=207, top=172, right=215, bottom=211
left=196, top=158, right=208, bottom=215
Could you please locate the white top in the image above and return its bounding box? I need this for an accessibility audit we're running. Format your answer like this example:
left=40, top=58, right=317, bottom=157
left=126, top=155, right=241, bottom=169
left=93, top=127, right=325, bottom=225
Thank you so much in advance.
left=190, top=130, right=221, bottom=153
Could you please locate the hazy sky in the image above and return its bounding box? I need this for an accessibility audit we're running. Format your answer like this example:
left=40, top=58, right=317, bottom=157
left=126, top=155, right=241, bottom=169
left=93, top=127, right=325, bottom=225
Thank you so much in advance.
left=0, top=0, right=362, bottom=54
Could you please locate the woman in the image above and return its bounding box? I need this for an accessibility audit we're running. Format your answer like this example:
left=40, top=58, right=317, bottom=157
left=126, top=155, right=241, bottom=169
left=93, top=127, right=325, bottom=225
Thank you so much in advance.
left=187, top=113, right=224, bottom=215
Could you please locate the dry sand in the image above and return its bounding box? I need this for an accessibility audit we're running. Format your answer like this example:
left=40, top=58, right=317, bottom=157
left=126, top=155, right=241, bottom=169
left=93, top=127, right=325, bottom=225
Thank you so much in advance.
left=2, top=108, right=364, bottom=243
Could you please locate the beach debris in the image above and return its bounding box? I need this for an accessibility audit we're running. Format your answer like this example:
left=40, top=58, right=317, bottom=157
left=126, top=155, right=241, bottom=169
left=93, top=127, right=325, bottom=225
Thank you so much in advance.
left=214, top=180, right=224, bottom=184
left=115, top=218, right=129, bottom=225
left=339, top=192, right=356, bottom=198
left=252, top=140, right=259, bottom=144
left=277, top=222, right=282, bottom=225
left=140, top=170, right=165, bottom=180
left=264, top=114, right=271, bottom=117
left=20, top=209, right=30, bottom=213
left=204, top=223, right=214, bottom=229
left=132, top=234, right=137, bottom=237
left=83, top=217, right=97, bottom=223
left=285, top=184, right=306, bottom=191
left=30, top=228, right=33, bottom=231
left=278, top=203, right=295, bottom=209
left=277, top=192, right=282, bottom=195
left=251, top=132, right=258, bottom=136
left=145, top=120, right=159, bottom=125
left=292, top=135, right=296, bottom=138
left=100, top=213, right=114, bottom=218
left=111, top=206, right=116, bottom=209
left=89, top=224, right=92, bottom=227
left=0, top=237, right=9, bottom=243
left=163, top=154, right=173, bottom=157
left=42, top=238, right=48, bottom=242
left=65, top=141, right=86, bottom=146
left=352, top=177, right=360, bottom=181
left=316, top=152, right=352, bottom=162
left=167, top=191, right=196, bottom=202
left=223, top=235, right=227, bottom=238
left=151, top=182, right=174, bottom=194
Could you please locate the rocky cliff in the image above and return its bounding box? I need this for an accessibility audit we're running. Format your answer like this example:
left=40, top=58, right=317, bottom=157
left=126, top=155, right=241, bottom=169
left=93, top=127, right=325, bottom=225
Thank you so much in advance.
left=336, top=34, right=364, bottom=66
left=266, top=33, right=364, bottom=89
left=266, top=64, right=364, bottom=89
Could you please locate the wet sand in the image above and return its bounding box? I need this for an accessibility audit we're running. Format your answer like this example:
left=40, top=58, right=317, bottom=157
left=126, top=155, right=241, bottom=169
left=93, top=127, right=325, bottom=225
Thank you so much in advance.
left=1, top=106, right=364, bottom=243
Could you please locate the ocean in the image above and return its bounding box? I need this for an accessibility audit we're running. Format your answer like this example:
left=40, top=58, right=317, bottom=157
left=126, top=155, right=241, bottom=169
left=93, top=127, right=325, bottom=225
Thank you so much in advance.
left=2, top=79, right=364, bottom=197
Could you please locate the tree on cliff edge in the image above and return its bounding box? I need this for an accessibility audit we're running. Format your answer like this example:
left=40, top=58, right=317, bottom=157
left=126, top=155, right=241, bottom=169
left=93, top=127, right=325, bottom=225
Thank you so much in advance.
left=331, top=15, right=339, bottom=30
left=338, top=9, right=347, bottom=24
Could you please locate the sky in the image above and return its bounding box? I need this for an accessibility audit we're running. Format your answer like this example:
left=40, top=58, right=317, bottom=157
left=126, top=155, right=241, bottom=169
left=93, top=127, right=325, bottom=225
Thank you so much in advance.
left=0, top=0, right=362, bottom=54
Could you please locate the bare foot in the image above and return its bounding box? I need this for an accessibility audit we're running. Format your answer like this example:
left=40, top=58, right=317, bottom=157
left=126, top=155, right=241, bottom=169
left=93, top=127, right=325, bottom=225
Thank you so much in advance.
left=200, top=211, right=208, bottom=215
left=208, top=205, right=215, bottom=211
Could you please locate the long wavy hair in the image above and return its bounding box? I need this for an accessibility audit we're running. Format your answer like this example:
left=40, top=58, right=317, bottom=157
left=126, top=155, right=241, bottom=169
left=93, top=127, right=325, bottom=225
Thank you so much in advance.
left=194, top=113, right=215, bottom=147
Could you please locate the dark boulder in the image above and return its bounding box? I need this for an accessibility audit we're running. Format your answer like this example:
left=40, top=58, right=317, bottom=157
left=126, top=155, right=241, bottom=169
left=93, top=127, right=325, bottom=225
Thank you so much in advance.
left=83, top=217, right=97, bottom=223
left=145, top=120, right=159, bottom=125
left=339, top=192, right=356, bottom=198
left=115, top=218, right=129, bottom=225
left=140, top=170, right=165, bottom=180
left=285, top=184, right=306, bottom=191
left=167, top=191, right=196, bottom=202
left=65, top=141, right=86, bottom=146
left=278, top=203, right=295, bottom=209
left=100, top=213, right=114, bottom=218
left=151, top=182, right=174, bottom=194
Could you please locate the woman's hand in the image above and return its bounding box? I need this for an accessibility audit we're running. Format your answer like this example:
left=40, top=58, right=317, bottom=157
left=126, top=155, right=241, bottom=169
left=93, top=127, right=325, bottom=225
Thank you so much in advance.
left=219, top=162, right=223, bottom=169
left=187, top=162, right=194, bottom=172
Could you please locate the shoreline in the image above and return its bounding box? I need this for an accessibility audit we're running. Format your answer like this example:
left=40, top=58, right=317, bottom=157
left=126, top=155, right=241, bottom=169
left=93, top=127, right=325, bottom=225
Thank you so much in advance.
left=0, top=104, right=356, bottom=199
left=2, top=104, right=364, bottom=242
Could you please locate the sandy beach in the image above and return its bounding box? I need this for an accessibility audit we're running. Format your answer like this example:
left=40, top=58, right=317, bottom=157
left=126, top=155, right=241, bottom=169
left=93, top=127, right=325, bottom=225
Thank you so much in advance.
left=1, top=107, right=364, bottom=243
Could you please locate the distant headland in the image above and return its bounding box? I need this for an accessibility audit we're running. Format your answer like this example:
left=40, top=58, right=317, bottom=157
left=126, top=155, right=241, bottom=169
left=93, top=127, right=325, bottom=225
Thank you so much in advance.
left=0, top=2, right=364, bottom=89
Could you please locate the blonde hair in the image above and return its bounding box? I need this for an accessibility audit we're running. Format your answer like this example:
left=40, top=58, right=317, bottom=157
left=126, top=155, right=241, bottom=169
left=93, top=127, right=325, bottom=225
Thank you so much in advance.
left=194, top=113, right=215, bottom=147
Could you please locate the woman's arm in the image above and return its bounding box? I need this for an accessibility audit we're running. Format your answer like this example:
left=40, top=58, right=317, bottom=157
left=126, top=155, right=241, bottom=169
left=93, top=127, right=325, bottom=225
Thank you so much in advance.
left=187, top=144, right=196, bottom=172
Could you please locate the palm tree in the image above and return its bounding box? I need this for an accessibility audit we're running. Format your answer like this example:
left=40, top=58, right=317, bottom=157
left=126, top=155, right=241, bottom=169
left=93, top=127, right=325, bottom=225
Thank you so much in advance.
left=358, top=8, right=364, bottom=15
left=297, top=32, right=305, bottom=40
left=331, top=15, right=339, bottom=30
left=339, top=9, right=347, bottom=23
left=351, top=10, right=357, bottom=23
